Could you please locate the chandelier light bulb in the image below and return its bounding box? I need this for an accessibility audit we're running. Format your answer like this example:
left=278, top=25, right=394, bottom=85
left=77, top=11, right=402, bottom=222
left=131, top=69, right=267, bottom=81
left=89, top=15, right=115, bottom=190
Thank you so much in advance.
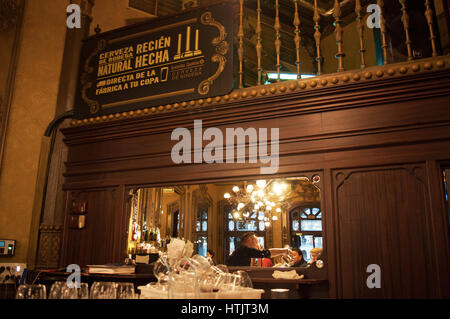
left=233, top=211, right=240, bottom=219
left=232, top=186, right=240, bottom=193
left=265, top=221, right=271, bottom=227
left=237, top=203, right=245, bottom=210
left=246, top=184, right=254, bottom=192
left=273, top=183, right=282, bottom=195
left=266, top=206, right=272, bottom=211
left=256, top=180, right=267, bottom=188
left=272, top=216, right=278, bottom=221
left=276, top=207, right=281, bottom=213
left=224, top=192, right=231, bottom=199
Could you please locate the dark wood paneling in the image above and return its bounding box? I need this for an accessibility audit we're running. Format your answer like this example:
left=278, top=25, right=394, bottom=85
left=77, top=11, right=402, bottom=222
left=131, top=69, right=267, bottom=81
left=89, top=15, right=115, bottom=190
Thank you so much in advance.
left=61, top=188, right=127, bottom=267
left=60, top=68, right=450, bottom=298
left=333, top=165, right=436, bottom=298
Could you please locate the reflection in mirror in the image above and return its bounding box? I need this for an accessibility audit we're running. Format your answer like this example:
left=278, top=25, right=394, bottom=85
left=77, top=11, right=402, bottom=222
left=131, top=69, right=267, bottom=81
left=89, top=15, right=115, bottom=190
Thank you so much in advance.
left=126, top=176, right=322, bottom=267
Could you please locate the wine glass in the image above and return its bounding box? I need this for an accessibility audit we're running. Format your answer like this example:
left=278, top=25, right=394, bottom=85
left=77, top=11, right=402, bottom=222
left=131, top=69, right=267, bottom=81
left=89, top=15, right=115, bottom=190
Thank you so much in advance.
left=191, top=254, right=211, bottom=272
left=16, top=284, right=47, bottom=299
left=48, top=281, right=67, bottom=299
left=221, top=273, right=240, bottom=291
left=281, top=254, right=294, bottom=266
left=235, top=270, right=253, bottom=288
left=62, top=282, right=89, bottom=299
left=153, top=255, right=171, bottom=286
left=115, top=282, right=136, bottom=299
left=90, top=282, right=116, bottom=299
left=215, top=264, right=229, bottom=273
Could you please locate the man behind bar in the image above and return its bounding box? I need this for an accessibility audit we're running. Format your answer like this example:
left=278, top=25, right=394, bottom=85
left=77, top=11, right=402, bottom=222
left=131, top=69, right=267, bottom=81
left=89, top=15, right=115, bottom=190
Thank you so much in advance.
left=227, top=232, right=290, bottom=266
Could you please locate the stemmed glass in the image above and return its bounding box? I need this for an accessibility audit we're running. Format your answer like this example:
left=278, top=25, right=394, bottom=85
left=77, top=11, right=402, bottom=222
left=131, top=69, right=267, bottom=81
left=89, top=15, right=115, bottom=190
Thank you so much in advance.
left=115, top=282, right=136, bottom=299
left=235, top=270, right=253, bottom=288
left=90, top=282, right=116, bottom=299
left=153, top=254, right=170, bottom=287
left=62, top=283, right=89, bottom=299
left=16, top=284, right=47, bottom=299
left=48, top=281, right=67, bottom=299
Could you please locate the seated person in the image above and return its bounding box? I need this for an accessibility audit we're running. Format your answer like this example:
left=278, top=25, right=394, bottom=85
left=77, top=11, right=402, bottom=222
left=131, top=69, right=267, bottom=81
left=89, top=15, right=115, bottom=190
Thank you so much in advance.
left=290, top=248, right=308, bottom=267
left=206, top=249, right=216, bottom=266
left=227, top=232, right=290, bottom=266
left=308, top=248, right=323, bottom=264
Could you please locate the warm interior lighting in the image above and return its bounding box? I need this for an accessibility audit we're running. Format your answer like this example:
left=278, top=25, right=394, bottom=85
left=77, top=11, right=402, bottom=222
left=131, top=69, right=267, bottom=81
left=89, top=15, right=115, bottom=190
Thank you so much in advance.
left=265, top=73, right=316, bottom=84
left=224, top=179, right=294, bottom=223
left=256, top=180, right=266, bottom=188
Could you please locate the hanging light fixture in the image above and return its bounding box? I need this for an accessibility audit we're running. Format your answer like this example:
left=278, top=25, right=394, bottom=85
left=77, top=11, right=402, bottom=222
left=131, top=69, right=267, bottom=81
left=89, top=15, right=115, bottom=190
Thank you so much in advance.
left=223, top=180, right=289, bottom=225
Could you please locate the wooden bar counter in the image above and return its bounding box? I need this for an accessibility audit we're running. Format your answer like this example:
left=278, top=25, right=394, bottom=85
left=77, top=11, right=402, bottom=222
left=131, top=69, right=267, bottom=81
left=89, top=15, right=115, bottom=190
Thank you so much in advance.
left=27, top=264, right=327, bottom=299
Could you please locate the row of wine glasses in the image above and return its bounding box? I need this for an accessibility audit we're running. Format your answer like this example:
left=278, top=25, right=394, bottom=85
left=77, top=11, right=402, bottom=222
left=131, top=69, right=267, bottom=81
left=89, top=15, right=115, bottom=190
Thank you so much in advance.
left=150, top=253, right=254, bottom=298
left=91, top=282, right=136, bottom=299
left=16, top=281, right=137, bottom=299
left=49, top=281, right=89, bottom=299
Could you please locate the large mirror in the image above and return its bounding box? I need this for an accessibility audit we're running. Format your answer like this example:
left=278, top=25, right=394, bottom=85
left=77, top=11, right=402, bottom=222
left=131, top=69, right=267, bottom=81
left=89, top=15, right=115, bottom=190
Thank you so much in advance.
left=126, top=176, right=322, bottom=267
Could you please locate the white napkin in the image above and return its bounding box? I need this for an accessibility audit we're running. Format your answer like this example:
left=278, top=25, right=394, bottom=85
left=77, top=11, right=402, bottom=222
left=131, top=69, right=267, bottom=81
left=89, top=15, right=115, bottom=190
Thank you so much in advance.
left=167, top=238, right=186, bottom=261
left=272, top=270, right=304, bottom=279
left=183, top=240, right=194, bottom=258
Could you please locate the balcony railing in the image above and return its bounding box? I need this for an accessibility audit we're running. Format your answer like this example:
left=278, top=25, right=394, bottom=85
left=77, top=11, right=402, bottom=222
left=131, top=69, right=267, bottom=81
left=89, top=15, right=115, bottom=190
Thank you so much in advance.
left=233, top=0, right=447, bottom=88
left=70, top=0, right=450, bottom=126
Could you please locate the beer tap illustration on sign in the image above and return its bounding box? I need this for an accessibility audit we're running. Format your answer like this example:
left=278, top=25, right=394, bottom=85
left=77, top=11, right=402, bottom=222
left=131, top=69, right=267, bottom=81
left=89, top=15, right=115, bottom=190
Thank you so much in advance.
left=174, top=26, right=203, bottom=60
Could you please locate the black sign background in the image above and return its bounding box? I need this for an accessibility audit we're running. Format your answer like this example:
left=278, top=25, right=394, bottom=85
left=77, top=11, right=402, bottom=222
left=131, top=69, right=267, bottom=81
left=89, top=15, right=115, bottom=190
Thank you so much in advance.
left=74, top=3, right=233, bottom=119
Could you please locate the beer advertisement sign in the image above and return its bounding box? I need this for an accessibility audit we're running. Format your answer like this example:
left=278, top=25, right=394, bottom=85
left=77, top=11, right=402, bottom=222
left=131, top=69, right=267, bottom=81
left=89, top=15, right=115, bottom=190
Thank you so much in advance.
left=74, top=3, right=233, bottom=119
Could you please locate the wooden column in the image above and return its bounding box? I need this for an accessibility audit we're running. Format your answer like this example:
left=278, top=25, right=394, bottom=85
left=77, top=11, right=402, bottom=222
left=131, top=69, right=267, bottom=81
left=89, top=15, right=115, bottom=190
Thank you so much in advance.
left=256, top=0, right=263, bottom=85
left=293, top=0, right=302, bottom=78
left=399, top=0, right=413, bottom=60
left=377, top=0, right=389, bottom=65
left=274, top=0, right=281, bottom=82
left=333, top=0, right=345, bottom=72
left=355, top=0, right=366, bottom=68
left=313, top=0, right=322, bottom=75
left=238, top=0, right=244, bottom=88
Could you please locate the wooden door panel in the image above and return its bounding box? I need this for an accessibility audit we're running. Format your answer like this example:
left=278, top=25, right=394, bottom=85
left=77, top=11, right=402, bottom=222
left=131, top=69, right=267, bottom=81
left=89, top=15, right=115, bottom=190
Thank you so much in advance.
left=334, top=166, right=435, bottom=298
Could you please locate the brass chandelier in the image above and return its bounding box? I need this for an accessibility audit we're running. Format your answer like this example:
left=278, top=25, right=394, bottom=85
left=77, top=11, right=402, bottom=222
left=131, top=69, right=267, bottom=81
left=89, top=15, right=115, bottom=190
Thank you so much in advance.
left=223, top=179, right=289, bottom=227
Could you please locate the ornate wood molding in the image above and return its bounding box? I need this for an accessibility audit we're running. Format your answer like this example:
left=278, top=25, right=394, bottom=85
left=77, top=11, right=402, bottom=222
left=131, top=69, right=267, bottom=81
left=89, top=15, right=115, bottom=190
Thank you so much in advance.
left=69, top=55, right=450, bottom=127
